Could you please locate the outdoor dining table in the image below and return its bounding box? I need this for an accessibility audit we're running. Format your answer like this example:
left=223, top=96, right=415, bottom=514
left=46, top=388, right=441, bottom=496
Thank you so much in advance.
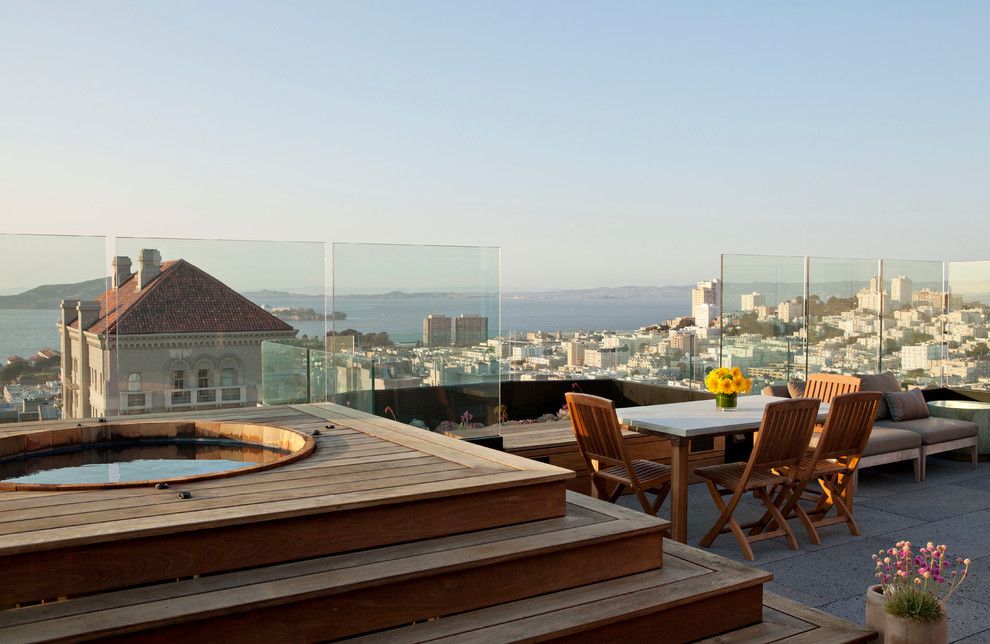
left=617, top=394, right=829, bottom=543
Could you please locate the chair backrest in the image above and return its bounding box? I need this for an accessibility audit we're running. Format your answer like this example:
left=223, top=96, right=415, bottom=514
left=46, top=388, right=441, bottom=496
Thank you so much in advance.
left=748, top=398, right=820, bottom=472
left=804, top=374, right=861, bottom=404
left=813, top=391, right=881, bottom=462
left=565, top=392, right=630, bottom=471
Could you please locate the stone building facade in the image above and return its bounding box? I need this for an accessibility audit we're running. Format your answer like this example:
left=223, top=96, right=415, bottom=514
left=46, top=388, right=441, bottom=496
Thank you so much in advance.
left=58, top=249, right=297, bottom=419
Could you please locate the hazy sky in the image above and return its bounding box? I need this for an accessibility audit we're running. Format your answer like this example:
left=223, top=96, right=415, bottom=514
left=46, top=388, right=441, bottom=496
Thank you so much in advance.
left=2, top=2, right=989, bottom=290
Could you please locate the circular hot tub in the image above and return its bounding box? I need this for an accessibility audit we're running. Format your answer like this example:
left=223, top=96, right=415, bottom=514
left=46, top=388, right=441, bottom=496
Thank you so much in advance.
left=0, top=420, right=315, bottom=490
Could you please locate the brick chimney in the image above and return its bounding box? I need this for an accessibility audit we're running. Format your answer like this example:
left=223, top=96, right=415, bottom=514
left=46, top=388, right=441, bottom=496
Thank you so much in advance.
left=76, top=301, right=101, bottom=331
left=60, top=300, right=79, bottom=328
left=112, top=256, right=132, bottom=289
left=137, top=249, right=162, bottom=290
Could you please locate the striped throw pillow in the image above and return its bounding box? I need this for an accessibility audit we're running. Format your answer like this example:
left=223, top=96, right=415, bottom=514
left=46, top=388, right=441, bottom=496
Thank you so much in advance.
left=884, top=389, right=930, bottom=422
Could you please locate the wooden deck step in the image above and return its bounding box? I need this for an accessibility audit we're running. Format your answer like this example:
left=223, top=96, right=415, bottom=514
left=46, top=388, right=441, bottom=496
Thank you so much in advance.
left=696, top=593, right=875, bottom=643
left=0, top=404, right=574, bottom=606
left=0, top=494, right=667, bottom=643
left=346, top=540, right=771, bottom=644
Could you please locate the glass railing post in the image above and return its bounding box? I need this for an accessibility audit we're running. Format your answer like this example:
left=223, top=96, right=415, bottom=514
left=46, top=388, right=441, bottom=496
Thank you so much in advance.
left=305, top=349, right=311, bottom=404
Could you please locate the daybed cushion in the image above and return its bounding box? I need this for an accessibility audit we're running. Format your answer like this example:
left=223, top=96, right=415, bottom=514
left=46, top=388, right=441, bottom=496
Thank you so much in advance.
left=761, top=384, right=791, bottom=398
left=884, top=389, right=930, bottom=422
left=787, top=380, right=807, bottom=399
left=874, top=417, right=978, bottom=445
left=853, top=371, right=902, bottom=420
left=810, top=426, right=921, bottom=457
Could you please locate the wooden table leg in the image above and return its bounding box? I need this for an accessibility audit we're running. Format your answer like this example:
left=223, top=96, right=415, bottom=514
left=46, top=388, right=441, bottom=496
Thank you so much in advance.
left=670, top=437, right=690, bottom=543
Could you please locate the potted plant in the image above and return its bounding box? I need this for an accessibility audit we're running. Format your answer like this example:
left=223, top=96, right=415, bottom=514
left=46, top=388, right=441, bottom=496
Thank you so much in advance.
left=704, top=367, right=752, bottom=410
left=867, top=541, right=970, bottom=643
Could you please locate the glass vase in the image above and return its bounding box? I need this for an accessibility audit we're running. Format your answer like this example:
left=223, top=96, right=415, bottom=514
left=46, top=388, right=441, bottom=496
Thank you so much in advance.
left=715, top=393, right=738, bottom=410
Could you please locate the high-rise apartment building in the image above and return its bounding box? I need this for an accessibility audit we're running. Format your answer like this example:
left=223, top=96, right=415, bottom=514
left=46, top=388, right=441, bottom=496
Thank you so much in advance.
left=692, top=279, right=721, bottom=308
left=901, top=343, right=942, bottom=370
left=565, top=341, right=585, bottom=367
left=856, top=287, right=887, bottom=312
left=891, top=275, right=913, bottom=305
left=693, top=303, right=715, bottom=328
left=452, top=314, right=488, bottom=347
left=669, top=330, right=697, bottom=356
left=777, top=299, right=800, bottom=323
left=740, top=292, right=764, bottom=312
left=584, top=347, right=618, bottom=370
left=422, top=314, right=452, bottom=347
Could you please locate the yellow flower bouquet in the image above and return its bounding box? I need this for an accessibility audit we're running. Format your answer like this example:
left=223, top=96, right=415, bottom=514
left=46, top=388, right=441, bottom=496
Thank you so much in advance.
left=705, top=367, right=753, bottom=410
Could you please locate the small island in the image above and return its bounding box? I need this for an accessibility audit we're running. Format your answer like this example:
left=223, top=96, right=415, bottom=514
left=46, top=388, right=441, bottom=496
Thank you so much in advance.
left=268, top=307, right=347, bottom=322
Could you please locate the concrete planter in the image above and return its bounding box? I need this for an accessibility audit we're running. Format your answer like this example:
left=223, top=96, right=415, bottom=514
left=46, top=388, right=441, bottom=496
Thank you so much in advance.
left=866, top=584, right=947, bottom=644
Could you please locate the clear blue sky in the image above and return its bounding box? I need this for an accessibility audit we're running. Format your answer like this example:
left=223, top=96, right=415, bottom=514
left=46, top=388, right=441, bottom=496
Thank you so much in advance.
left=2, top=2, right=988, bottom=290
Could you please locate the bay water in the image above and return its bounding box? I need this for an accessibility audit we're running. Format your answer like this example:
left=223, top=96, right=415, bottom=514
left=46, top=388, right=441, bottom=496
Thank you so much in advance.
left=1, top=295, right=689, bottom=359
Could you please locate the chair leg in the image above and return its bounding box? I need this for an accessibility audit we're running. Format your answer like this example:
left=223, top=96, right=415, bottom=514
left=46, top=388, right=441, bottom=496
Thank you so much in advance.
left=748, top=483, right=787, bottom=536
left=779, top=480, right=820, bottom=546
left=973, top=443, right=979, bottom=468
left=700, top=481, right=753, bottom=560
left=755, top=487, right=799, bottom=551
left=699, top=481, right=727, bottom=548
left=792, top=499, right=821, bottom=546
left=918, top=451, right=927, bottom=481
left=635, top=487, right=653, bottom=515
left=830, top=487, right=861, bottom=535
left=649, top=481, right=671, bottom=515
left=828, top=476, right=861, bottom=536
left=592, top=474, right=612, bottom=500
left=607, top=483, right=626, bottom=503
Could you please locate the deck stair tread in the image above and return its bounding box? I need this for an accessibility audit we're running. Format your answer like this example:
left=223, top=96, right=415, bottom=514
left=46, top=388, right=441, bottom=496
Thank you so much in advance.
left=346, top=540, right=771, bottom=644
left=696, top=593, right=875, bottom=643
left=0, top=494, right=668, bottom=643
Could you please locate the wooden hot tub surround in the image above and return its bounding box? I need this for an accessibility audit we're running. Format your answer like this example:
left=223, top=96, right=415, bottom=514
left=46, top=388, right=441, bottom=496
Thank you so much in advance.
left=0, top=420, right=316, bottom=491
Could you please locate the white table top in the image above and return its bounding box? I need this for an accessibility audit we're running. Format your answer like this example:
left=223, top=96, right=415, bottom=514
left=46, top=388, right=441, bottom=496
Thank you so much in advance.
left=617, top=395, right=829, bottom=439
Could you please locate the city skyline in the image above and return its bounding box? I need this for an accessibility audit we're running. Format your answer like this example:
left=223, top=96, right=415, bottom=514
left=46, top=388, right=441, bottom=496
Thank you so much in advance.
left=3, top=3, right=990, bottom=289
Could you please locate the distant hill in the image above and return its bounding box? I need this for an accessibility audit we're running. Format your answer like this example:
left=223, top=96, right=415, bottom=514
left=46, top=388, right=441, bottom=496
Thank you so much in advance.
left=505, top=285, right=693, bottom=300
left=243, top=289, right=323, bottom=301
left=0, top=277, right=107, bottom=309
left=335, top=286, right=694, bottom=299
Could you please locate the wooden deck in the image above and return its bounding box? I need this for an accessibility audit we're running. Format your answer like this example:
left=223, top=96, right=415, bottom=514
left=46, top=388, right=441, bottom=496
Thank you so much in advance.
left=1, top=405, right=873, bottom=643
left=0, top=403, right=573, bottom=606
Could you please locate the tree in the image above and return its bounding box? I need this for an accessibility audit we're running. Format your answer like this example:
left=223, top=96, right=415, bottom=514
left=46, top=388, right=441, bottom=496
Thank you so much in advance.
left=966, top=342, right=990, bottom=359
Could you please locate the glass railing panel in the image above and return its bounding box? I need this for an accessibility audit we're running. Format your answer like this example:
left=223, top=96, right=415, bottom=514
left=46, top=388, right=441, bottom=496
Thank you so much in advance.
left=720, top=254, right=806, bottom=393
left=501, top=280, right=704, bottom=392
left=807, top=257, right=881, bottom=378
left=879, top=259, right=946, bottom=388
left=260, top=341, right=312, bottom=405
left=946, top=261, right=990, bottom=391
left=331, top=243, right=500, bottom=436
left=0, top=233, right=109, bottom=423
left=110, top=237, right=326, bottom=417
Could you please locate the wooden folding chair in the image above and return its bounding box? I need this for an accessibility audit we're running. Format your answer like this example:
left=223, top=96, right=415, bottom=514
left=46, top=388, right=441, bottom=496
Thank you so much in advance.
left=694, top=398, right=820, bottom=560
left=565, top=392, right=671, bottom=516
left=804, top=374, right=861, bottom=404
left=774, top=391, right=881, bottom=544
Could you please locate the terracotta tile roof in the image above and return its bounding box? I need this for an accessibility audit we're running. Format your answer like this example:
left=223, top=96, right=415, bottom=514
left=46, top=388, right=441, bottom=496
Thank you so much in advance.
left=74, top=259, right=296, bottom=336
